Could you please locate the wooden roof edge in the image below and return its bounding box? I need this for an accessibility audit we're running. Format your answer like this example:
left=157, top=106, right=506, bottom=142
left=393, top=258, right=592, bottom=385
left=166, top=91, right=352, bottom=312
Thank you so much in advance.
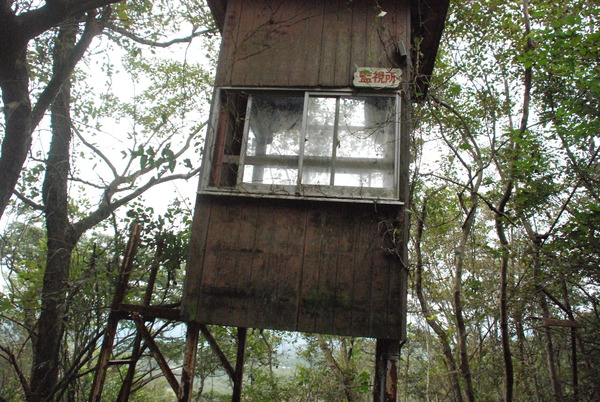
left=206, top=0, right=227, bottom=32
left=411, top=0, right=451, bottom=100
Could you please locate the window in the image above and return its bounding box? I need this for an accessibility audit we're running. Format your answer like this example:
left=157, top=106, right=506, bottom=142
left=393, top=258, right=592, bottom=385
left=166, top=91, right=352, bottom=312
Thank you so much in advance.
left=202, top=89, right=401, bottom=201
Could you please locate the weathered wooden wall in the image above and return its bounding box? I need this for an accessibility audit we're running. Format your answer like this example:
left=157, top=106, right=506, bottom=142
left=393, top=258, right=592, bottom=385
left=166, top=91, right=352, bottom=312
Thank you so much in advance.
left=182, top=196, right=407, bottom=339
left=182, top=0, right=414, bottom=339
left=215, top=0, right=410, bottom=88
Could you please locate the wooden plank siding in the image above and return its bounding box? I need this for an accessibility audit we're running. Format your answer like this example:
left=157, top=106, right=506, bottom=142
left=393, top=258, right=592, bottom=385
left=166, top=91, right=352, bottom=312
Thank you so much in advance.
left=180, top=0, right=424, bottom=340
left=214, top=0, right=409, bottom=88
left=182, top=196, right=407, bottom=339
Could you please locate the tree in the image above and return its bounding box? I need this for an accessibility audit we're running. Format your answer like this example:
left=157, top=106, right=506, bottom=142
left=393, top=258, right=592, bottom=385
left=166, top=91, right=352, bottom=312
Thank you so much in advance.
left=2, top=0, right=599, bottom=399
left=0, top=0, right=126, bottom=221
left=0, top=201, right=197, bottom=400
left=407, top=0, right=599, bottom=400
left=1, top=1, right=216, bottom=400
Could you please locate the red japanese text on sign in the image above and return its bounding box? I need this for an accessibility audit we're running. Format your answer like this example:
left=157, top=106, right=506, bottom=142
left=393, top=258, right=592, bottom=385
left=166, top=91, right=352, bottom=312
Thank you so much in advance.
left=353, top=68, right=402, bottom=88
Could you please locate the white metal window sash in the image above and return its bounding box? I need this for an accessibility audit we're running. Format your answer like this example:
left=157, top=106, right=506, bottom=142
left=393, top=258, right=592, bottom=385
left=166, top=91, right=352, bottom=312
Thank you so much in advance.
left=204, top=89, right=401, bottom=202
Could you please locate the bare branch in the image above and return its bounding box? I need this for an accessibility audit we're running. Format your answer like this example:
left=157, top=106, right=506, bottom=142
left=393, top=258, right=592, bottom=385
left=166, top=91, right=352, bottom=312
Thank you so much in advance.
left=519, top=0, right=533, bottom=137
left=423, top=172, right=518, bottom=226
left=69, top=176, right=107, bottom=190
left=31, top=9, right=110, bottom=128
left=0, top=344, right=31, bottom=398
left=116, top=121, right=206, bottom=193
left=431, top=95, right=482, bottom=161
left=72, top=166, right=200, bottom=238
left=105, top=22, right=217, bottom=47
left=12, top=190, right=44, bottom=210
left=72, top=124, right=118, bottom=178
left=54, top=331, right=104, bottom=399
left=0, top=313, right=35, bottom=339
left=428, top=98, right=472, bottom=176
left=168, top=122, right=207, bottom=161
left=16, top=0, right=121, bottom=41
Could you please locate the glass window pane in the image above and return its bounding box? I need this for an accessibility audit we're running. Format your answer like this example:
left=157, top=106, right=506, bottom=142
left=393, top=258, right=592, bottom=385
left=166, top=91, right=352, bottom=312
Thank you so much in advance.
left=243, top=166, right=298, bottom=186
left=303, top=96, right=337, bottom=185
left=305, top=97, right=335, bottom=157
left=337, top=97, right=395, bottom=159
left=334, top=170, right=385, bottom=188
left=234, top=91, right=398, bottom=200
left=335, top=96, right=396, bottom=190
left=243, top=95, right=303, bottom=185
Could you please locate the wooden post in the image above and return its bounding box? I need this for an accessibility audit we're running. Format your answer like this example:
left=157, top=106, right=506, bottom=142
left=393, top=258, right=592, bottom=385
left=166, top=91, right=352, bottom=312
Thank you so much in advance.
left=373, top=339, right=400, bottom=402
left=232, top=327, right=247, bottom=402
left=180, top=321, right=201, bottom=402
left=90, top=224, right=143, bottom=402
left=117, top=238, right=165, bottom=401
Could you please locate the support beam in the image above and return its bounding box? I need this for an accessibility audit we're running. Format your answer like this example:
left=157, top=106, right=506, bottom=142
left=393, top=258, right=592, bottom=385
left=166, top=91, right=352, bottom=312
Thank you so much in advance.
left=131, top=313, right=181, bottom=396
left=199, top=324, right=236, bottom=380
left=374, top=339, right=400, bottom=402
left=180, top=321, right=201, bottom=402
left=89, top=313, right=121, bottom=402
left=118, top=304, right=181, bottom=320
left=232, top=327, right=247, bottom=402
left=117, top=239, right=166, bottom=401
left=89, top=224, right=142, bottom=402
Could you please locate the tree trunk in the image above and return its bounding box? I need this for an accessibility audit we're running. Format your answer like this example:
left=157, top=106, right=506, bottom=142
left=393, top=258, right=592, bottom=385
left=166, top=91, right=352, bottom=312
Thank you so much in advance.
left=560, top=275, right=578, bottom=401
left=0, top=16, right=32, bottom=221
left=531, top=237, right=562, bottom=401
left=497, top=220, right=514, bottom=401
left=414, top=194, right=463, bottom=402
left=495, top=181, right=515, bottom=401
left=515, top=302, right=543, bottom=399
left=453, top=202, right=476, bottom=402
left=430, top=95, right=483, bottom=402
left=0, top=4, right=114, bottom=220
left=29, top=22, right=78, bottom=402
left=317, top=336, right=358, bottom=401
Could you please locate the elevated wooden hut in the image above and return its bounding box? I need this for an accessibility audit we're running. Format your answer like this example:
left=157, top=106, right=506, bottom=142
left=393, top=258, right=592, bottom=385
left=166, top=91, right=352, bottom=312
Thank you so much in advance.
left=182, top=0, right=449, bottom=396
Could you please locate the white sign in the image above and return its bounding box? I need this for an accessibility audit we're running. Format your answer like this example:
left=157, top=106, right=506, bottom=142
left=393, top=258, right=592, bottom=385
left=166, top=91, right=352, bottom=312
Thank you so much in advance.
left=353, top=67, right=402, bottom=88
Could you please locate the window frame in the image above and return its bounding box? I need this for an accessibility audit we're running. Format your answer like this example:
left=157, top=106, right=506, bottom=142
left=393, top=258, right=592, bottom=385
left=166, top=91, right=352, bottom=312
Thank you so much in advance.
left=199, top=88, right=403, bottom=204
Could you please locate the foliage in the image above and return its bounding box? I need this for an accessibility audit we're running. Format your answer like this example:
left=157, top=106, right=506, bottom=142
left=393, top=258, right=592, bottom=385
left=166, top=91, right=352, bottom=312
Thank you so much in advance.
left=1, top=0, right=217, bottom=400
left=406, top=0, right=600, bottom=400
left=0, top=0, right=599, bottom=400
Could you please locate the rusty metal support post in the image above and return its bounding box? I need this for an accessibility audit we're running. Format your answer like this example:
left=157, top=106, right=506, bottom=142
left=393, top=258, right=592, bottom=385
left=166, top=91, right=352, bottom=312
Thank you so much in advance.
left=374, top=339, right=400, bottom=402
left=90, top=224, right=143, bottom=402
left=117, top=239, right=165, bottom=401
left=179, top=321, right=201, bottom=402
left=232, top=327, right=247, bottom=402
